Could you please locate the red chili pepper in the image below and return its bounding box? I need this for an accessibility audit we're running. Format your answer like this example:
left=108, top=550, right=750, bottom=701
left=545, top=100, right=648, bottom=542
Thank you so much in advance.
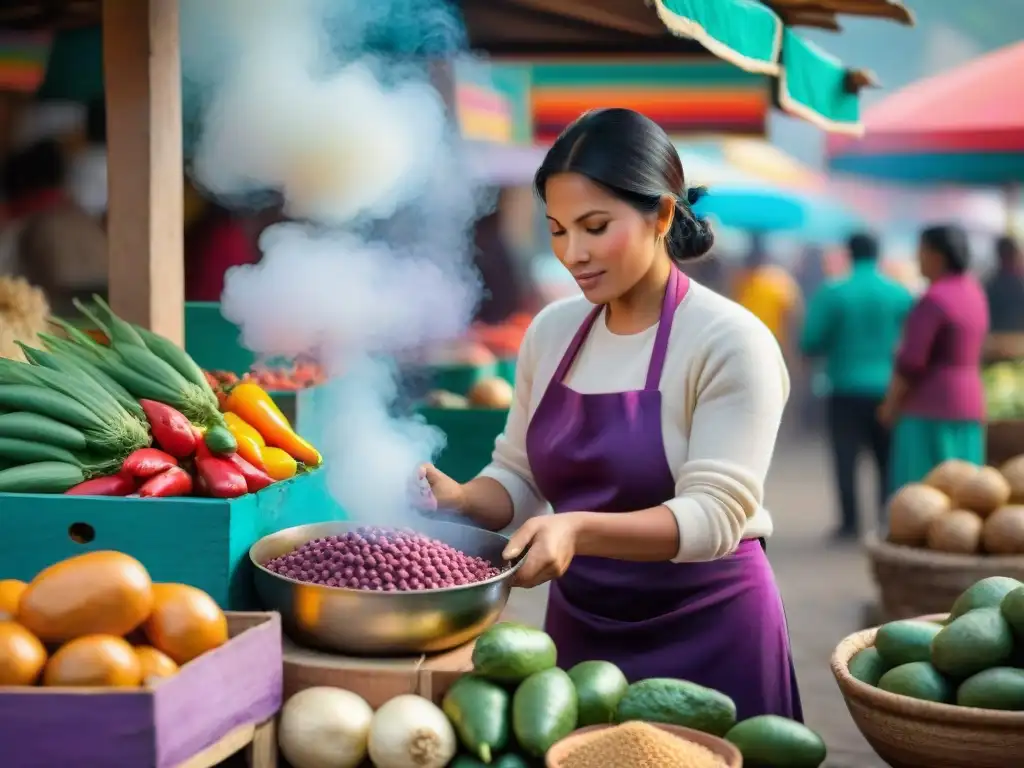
left=122, top=447, right=179, bottom=479
left=64, top=474, right=137, bottom=496
left=194, top=473, right=210, bottom=496
left=194, top=443, right=248, bottom=498
left=224, top=452, right=274, bottom=492
left=140, top=399, right=198, bottom=458
left=138, top=466, right=194, bottom=498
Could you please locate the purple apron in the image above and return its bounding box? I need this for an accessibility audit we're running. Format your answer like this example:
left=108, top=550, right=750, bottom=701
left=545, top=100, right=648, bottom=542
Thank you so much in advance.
left=524, top=266, right=803, bottom=722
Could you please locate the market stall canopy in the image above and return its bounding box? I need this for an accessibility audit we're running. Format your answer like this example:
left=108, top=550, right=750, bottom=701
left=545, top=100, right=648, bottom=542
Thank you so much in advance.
left=651, top=0, right=912, bottom=133
left=826, top=40, right=1024, bottom=185
left=4, top=0, right=907, bottom=135
left=459, top=0, right=912, bottom=133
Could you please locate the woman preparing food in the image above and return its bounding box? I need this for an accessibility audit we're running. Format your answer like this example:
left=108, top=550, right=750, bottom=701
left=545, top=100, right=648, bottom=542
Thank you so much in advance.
left=424, top=108, right=801, bottom=721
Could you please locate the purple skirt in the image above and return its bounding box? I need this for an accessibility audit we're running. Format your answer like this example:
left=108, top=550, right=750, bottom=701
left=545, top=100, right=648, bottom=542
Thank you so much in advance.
left=544, top=540, right=803, bottom=723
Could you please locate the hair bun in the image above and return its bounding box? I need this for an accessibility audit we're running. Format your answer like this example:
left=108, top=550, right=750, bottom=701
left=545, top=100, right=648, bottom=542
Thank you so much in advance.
left=685, top=186, right=708, bottom=207
left=667, top=188, right=714, bottom=264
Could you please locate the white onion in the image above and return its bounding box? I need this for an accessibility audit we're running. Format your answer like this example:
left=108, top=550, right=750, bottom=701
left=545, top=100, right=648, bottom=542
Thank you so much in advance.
left=367, top=694, right=457, bottom=768
left=277, top=687, right=374, bottom=768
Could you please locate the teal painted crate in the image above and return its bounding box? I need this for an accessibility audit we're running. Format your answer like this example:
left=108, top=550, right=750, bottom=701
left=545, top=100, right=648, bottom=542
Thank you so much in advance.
left=429, top=363, right=496, bottom=395
left=0, top=469, right=343, bottom=610
left=184, top=302, right=255, bottom=376
left=417, top=407, right=509, bottom=483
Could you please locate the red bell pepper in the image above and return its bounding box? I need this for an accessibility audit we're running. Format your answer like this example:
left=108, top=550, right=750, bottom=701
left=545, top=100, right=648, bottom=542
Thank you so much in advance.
left=140, top=399, right=198, bottom=458
left=65, top=474, right=137, bottom=496
left=224, top=452, right=274, bottom=492
left=122, top=448, right=179, bottom=479
left=194, top=441, right=247, bottom=498
left=138, top=466, right=194, bottom=498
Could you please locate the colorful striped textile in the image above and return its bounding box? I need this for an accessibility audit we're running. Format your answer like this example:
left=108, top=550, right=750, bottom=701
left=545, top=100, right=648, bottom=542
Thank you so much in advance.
left=527, top=57, right=769, bottom=143
left=0, top=32, right=51, bottom=93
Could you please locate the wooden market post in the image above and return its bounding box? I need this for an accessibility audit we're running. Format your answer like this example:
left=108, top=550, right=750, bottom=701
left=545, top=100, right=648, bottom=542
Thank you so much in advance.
left=101, top=0, right=185, bottom=344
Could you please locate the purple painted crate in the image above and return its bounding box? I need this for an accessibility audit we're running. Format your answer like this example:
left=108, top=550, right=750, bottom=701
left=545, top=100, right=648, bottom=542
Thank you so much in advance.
left=0, top=612, right=282, bottom=768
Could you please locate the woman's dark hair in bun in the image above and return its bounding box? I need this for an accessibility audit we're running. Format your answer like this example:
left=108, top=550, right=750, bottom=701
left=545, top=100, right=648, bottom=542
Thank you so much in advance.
left=534, top=108, right=714, bottom=264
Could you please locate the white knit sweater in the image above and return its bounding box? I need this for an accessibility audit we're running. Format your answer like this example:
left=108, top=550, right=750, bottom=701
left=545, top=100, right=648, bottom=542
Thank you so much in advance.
left=478, top=280, right=788, bottom=562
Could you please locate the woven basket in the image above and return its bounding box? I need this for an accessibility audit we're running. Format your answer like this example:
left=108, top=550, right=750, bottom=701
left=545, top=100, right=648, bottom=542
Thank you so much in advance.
left=832, top=617, right=1024, bottom=768
left=864, top=533, right=1024, bottom=621
left=986, top=420, right=1024, bottom=468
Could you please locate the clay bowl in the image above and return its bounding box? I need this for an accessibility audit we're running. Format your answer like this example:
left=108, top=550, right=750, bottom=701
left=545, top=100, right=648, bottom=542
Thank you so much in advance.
left=546, top=723, right=742, bottom=767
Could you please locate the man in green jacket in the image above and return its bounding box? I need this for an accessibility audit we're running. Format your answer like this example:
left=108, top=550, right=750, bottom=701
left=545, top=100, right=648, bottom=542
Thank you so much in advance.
left=800, top=233, right=914, bottom=540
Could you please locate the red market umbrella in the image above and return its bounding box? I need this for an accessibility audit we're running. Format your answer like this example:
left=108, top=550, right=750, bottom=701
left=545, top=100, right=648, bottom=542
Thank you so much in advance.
left=827, top=41, right=1024, bottom=186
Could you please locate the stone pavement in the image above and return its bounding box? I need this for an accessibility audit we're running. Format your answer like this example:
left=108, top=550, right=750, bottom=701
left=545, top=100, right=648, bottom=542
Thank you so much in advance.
left=503, top=429, right=887, bottom=767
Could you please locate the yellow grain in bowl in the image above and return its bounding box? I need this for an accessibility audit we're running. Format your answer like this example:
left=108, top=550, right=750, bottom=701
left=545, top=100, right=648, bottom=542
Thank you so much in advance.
left=559, top=722, right=725, bottom=768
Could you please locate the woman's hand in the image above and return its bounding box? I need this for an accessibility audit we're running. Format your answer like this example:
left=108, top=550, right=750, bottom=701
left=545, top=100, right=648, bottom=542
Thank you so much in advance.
left=877, top=397, right=898, bottom=429
left=502, top=513, right=582, bottom=589
left=420, top=463, right=466, bottom=513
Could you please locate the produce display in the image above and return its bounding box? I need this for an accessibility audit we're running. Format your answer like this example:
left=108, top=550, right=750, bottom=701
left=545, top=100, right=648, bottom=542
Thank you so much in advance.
left=0, top=551, right=227, bottom=687
left=424, top=377, right=514, bottom=411
left=0, top=295, right=321, bottom=497
left=261, top=526, right=505, bottom=590
left=276, top=621, right=826, bottom=768
left=984, top=361, right=1024, bottom=420
left=886, top=457, right=1024, bottom=555
left=469, top=315, right=531, bottom=360
left=847, top=576, right=1024, bottom=710
left=204, top=358, right=327, bottom=393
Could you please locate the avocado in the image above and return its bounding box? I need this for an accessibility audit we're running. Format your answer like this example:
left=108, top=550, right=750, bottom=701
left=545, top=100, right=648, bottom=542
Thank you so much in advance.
left=931, top=607, right=1014, bottom=679
left=877, top=662, right=954, bottom=703
left=492, top=755, right=531, bottom=768
left=1000, top=585, right=1024, bottom=639
left=616, top=677, right=737, bottom=737
left=848, top=647, right=889, bottom=686
left=473, top=623, right=557, bottom=683
left=567, top=660, right=629, bottom=726
left=725, top=715, right=827, bottom=768
left=875, top=620, right=943, bottom=667
left=512, top=667, right=578, bottom=757
left=957, top=667, right=1024, bottom=710
left=950, top=577, right=1023, bottom=620
left=443, top=675, right=510, bottom=762
left=449, top=757, right=487, bottom=768
left=449, top=754, right=532, bottom=768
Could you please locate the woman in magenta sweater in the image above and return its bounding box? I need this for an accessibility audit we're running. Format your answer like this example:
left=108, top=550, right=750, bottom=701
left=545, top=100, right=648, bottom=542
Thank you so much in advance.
left=879, top=224, right=989, bottom=491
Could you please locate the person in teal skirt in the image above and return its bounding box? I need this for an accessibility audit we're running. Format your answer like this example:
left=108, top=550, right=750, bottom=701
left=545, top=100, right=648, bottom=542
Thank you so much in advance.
left=879, top=225, right=989, bottom=492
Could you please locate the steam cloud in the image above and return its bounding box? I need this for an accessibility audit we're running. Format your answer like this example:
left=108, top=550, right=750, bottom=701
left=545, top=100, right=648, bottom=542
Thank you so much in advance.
left=181, top=0, right=487, bottom=523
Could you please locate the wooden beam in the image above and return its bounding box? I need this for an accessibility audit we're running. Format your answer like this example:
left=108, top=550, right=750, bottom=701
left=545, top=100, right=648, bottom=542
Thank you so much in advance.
left=102, top=0, right=184, bottom=343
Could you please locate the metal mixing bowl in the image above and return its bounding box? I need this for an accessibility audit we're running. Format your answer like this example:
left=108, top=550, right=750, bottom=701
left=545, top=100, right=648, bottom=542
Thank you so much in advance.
left=249, top=519, right=525, bottom=655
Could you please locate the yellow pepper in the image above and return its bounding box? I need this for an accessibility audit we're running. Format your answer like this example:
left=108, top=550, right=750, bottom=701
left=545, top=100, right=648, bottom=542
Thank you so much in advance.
left=262, top=447, right=298, bottom=480
left=223, top=412, right=267, bottom=470
left=225, top=382, right=322, bottom=467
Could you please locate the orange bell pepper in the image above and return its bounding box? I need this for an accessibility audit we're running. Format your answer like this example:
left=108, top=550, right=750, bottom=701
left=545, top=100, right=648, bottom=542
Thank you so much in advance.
left=223, top=412, right=267, bottom=471
left=224, top=382, right=322, bottom=467
left=262, top=447, right=298, bottom=480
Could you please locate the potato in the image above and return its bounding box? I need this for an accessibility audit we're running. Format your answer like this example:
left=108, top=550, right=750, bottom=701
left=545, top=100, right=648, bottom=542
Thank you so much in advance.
left=926, top=509, right=983, bottom=554
left=888, top=484, right=951, bottom=546
left=955, top=466, right=1011, bottom=517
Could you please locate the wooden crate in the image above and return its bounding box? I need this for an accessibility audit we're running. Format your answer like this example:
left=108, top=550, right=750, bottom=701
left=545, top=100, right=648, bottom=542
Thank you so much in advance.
left=0, top=613, right=282, bottom=768
left=0, top=469, right=342, bottom=610
left=281, top=634, right=476, bottom=709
